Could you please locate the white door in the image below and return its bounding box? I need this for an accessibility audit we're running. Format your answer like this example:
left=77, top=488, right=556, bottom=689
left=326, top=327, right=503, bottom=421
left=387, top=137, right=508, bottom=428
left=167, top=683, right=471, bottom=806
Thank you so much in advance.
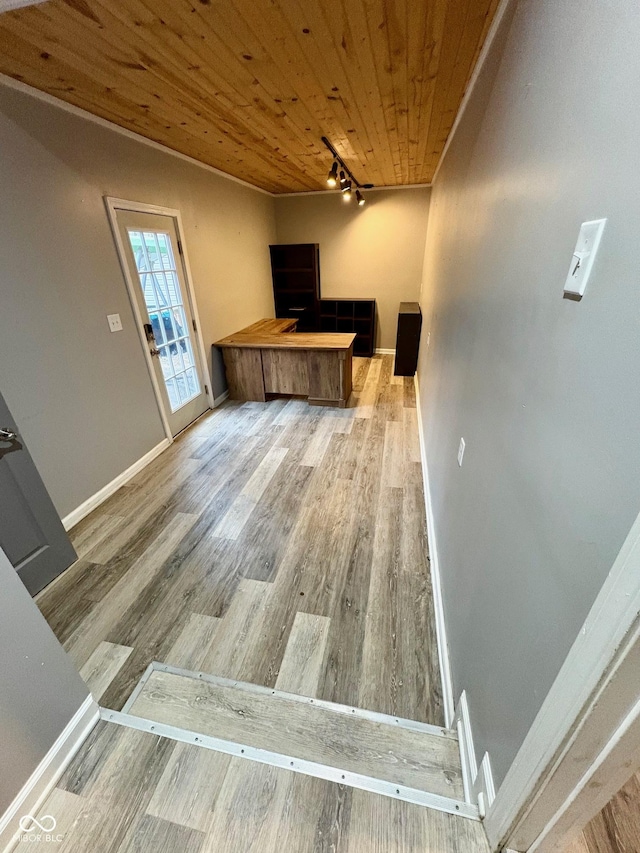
left=114, top=210, right=210, bottom=436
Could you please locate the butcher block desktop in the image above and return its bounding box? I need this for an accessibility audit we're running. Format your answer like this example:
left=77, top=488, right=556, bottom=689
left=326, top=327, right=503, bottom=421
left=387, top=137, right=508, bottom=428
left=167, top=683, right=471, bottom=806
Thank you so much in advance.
left=214, top=319, right=355, bottom=407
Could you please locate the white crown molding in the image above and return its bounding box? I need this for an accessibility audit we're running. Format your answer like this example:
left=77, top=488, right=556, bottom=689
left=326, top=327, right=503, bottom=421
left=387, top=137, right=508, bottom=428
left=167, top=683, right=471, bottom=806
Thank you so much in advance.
left=0, top=0, right=47, bottom=11
left=0, top=73, right=271, bottom=196
left=274, top=183, right=432, bottom=198
left=431, top=0, right=514, bottom=185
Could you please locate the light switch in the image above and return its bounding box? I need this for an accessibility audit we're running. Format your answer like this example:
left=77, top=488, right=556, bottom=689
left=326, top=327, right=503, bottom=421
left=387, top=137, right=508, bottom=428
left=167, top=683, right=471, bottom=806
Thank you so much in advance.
left=563, top=219, right=606, bottom=298
left=457, top=437, right=465, bottom=467
left=107, top=313, right=123, bottom=332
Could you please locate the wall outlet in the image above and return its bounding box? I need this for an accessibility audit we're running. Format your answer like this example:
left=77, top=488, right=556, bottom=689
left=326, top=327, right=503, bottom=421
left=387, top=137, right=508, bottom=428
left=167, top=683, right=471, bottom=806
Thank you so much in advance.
left=457, top=437, right=466, bottom=466
left=107, top=313, right=123, bottom=332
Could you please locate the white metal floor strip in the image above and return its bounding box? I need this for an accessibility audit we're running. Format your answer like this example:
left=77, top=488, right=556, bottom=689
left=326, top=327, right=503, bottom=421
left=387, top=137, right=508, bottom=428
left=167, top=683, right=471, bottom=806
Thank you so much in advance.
left=100, top=706, right=479, bottom=821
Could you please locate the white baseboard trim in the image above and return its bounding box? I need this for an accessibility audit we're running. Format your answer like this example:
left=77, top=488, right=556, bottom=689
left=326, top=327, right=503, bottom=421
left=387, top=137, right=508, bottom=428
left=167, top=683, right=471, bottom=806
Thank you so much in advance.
left=413, top=374, right=455, bottom=728
left=212, top=390, right=229, bottom=408
left=454, top=690, right=496, bottom=818
left=374, top=348, right=396, bottom=356
left=0, top=696, right=99, bottom=853
left=62, top=439, right=171, bottom=530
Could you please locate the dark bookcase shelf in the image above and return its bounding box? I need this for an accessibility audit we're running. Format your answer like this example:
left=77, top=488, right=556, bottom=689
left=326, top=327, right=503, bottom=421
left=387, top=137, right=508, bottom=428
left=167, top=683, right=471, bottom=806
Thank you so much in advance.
left=270, top=244, right=320, bottom=332
left=320, top=298, right=376, bottom=357
left=270, top=245, right=376, bottom=356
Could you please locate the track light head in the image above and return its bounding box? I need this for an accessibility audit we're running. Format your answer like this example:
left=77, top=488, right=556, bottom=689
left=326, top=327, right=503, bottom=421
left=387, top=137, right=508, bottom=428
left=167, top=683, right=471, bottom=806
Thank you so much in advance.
left=339, top=169, right=347, bottom=187
left=356, top=189, right=365, bottom=206
left=327, top=161, right=338, bottom=187
left=341, top=178, right=352, bottom=197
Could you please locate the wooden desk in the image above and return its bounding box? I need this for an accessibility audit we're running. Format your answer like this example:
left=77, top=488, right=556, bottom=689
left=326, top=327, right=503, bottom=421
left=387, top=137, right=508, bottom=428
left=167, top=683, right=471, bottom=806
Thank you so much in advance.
left=214, top=319, right=355, bottom=407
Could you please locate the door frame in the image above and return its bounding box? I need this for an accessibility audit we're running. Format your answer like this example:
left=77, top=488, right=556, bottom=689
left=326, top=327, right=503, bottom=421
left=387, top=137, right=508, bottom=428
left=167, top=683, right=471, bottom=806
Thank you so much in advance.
left=484, top=508, right=640, bottom=852
left=105, top=197, right=214, bottom=441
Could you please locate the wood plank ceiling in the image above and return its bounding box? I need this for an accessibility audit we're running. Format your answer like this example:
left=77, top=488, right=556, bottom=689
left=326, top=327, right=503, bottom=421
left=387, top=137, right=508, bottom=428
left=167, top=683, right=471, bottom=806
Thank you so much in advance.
left=0, top=0, right=500, bottom=193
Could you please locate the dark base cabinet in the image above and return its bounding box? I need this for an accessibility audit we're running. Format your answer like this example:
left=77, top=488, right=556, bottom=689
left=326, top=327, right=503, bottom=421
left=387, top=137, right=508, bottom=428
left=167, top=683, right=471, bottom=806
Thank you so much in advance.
left=394, top=302, right=422, bottom=376
left=320, top=299, right=376, bottom=357
left=270, top=243, right=320, bottom=332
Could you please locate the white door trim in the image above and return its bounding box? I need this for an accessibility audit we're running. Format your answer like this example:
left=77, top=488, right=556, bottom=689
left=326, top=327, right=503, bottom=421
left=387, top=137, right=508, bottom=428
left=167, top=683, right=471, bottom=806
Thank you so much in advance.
left=484, top=509, right=640, bottom=851
left=104, top=197, right=214, bottom=441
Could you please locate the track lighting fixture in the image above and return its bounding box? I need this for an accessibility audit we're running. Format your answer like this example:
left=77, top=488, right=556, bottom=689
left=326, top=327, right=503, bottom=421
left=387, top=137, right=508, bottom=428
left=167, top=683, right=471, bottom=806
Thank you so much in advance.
left=321, top=136, right=373, bottom=208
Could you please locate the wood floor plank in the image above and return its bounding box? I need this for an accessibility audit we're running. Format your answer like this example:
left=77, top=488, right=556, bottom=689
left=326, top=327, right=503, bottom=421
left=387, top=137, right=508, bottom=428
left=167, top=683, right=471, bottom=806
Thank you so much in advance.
left=403, top=377, right=417, bottom=408
left=346, top=787, right=489, bottom=853
left=64, top=512, right=199, bottom=667
left=275, top=612, right=331, bottom=696
left=164, top=613, right=221, bottom=671
left=118, top=814, right=204, bottom=853
left=86, top=459, right=201, bottom=564
left=70, top=512, right=126, bottom=560
left=146, top=743, right=231, bottom=833
left=15, top=788, right=84, bottom=850
left=58, top=726, right=174, bottom=852
left=199, top=579, right=274, bottom=680
left=359, top=487, right=404, bottom=717
left=403, top=407, right=422, bottom=464
left=201, top=759, right=291, bottom=853
left=301, top=416, right=354, bottom=468
left=128, top=670, right=463, bottom=800
left=353, top=357, right=383, bottom=419
left=79, top=641, right=134, bottom=702
left=581, top=771, right=640, bottom=853
left=381, top=420, right=405, bottom=489
left=238, top=459, right=315, bottom=583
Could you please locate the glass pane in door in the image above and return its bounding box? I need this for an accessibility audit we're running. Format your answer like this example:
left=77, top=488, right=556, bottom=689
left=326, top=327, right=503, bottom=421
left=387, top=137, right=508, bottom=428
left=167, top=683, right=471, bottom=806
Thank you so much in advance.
left=126, top=229, right=202, bottom=412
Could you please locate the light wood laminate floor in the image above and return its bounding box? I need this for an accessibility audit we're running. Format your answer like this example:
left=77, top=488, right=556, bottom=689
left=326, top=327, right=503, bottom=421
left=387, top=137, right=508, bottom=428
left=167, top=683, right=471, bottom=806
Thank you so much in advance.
left=18, top=720, right=489, bottom=853
left=38, top=355, right=443, bottom=727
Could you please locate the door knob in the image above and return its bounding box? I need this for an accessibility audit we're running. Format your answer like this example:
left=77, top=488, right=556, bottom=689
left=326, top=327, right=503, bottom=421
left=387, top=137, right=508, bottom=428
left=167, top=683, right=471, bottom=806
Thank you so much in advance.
left=0, top=427, right=17, bottom=441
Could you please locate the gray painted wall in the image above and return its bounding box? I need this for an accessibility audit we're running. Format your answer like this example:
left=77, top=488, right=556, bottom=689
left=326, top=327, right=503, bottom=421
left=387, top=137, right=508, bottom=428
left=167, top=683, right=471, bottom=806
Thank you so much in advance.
left=0, top=82, right=276, bottom=519
left=417, top=0, right=640, bottom=785
left=274, top=189, right=431, bottom=349
left=0, top=546, right=89, bottom=815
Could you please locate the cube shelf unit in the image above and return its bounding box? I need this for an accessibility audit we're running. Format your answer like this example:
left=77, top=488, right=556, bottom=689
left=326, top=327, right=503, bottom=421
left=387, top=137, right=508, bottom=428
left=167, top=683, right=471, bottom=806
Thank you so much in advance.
left=269, top=243, right=320, bottom=333
left=320, top=298, right=376, bottom=357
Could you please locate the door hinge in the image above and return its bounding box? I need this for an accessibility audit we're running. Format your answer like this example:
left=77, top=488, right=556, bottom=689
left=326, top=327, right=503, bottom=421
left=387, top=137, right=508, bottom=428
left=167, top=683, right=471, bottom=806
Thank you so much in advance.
left=177, top=239, right=183, bottom=255
left=192, top=318, right=197, bottom=332
left=205, top=384, right=209, bottom=395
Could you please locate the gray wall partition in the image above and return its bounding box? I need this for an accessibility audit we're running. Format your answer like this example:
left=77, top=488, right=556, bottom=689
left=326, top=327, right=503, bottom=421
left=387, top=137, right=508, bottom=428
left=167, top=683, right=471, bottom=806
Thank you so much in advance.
left=418, top=0, right=640, bottom=785
left=0, top=547, right=89, bottom=817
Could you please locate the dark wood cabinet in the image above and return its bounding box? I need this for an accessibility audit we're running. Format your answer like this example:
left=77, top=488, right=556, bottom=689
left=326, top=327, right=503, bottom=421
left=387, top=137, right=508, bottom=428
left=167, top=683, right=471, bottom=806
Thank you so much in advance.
left=269, top=243, right=320, bottom=332
left=320, top=298, right=376, bottom=357
left=394, top=302, right=422, bottom=376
